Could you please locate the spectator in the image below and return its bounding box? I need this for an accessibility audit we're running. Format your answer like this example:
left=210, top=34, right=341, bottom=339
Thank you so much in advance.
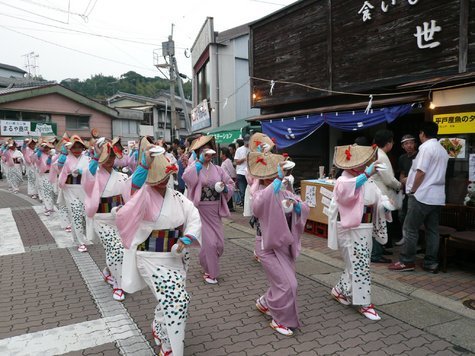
left=371, top=129, right=402, bottom=263
left=228, top=143, right=236, bottom=159
left=221, top=147, right=237, bottom=212
left=234, top=135, right=250, bottom=207
left=389, top=122, right=449, bottom=273
left=176, top=144, right=187, bottom=193
left=395, top=134, right=418, bottom=246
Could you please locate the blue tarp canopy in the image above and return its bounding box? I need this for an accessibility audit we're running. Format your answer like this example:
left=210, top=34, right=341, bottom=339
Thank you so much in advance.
left=261, top=104, right=413, bottom=149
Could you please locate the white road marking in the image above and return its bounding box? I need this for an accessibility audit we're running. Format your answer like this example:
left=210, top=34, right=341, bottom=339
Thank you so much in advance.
left=0, top=208, right=25, bottom=256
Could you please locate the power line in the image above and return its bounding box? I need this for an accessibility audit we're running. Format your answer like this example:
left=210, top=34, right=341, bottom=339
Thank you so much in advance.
left=0, top=12, right=160, bottom=46
left=0, top=24, right=158, bottom=74
left=16, top=0, right=87, bottom=20
left=0, top=0, right=70, bottom=24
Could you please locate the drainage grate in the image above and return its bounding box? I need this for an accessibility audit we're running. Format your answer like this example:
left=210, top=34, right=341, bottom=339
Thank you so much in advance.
left=462, top=299, right=475, bottom=310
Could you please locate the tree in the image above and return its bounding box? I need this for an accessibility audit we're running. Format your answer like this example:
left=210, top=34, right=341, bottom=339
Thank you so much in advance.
left=60, top=72, right=192, bottom=101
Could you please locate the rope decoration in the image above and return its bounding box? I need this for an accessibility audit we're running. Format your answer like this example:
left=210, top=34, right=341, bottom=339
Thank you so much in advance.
left=345, top=146, right=352, bottom=161
left=256, top=157, right=267, bottom=166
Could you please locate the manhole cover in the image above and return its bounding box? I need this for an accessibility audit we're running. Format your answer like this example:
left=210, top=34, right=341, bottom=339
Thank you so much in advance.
left=462, top=299, right=475, bottom=310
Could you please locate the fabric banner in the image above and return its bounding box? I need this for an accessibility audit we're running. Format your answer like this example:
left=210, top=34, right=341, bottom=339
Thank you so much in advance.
left=261, top=104, right=413, bottom=149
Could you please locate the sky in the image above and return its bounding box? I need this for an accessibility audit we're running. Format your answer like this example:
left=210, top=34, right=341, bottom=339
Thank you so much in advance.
left=0, top=0, right=296, bottom=82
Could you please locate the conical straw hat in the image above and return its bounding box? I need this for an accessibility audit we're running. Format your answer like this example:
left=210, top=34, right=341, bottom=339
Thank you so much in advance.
left=189, top=135, right=215, bottom=152
left=146, top=152, right=177, bottom=185
left=333, top=144, right=377, bottom=170
left=247, top=151, right=285, bottom=179
left=249, top=132, right=275, bottom=153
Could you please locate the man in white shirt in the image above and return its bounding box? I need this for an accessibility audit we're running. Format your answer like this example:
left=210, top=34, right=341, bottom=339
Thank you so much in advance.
left=234, top=135, right=250, bottom=206
left=389, top=122, right=449, bottom=273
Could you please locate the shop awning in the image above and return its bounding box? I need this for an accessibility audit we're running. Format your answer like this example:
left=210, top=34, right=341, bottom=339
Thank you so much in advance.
left=261, top=104, right=413, bottom=149
left=207, top=118, right=250, bottom=144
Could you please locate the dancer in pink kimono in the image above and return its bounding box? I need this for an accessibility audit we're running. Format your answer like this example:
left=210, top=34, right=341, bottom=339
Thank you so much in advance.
left=3, top=140, right=24, bottom=193
left=58, top=135, right=91, bottom=252
left=116, top=147, right=201, bottom=356
left=83, top=137, right=131, bottom=301
left=36, top=141, right=56, bottom=216
left=325, top=144, right=394, bottom=321
left=50, top=134, right=73, bottom=232
left=182, top=135, right=234, bottom=284
left=22, top=138, right=39, bottom=199
left=249, top=151, right=309, bottom=336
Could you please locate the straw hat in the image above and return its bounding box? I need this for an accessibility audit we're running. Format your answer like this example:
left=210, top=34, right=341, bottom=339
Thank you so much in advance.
left=247, top=152, right=285, bottom=179
left=41, top=135, right=58, bottom=145
left=40, top=140, right=54, bottom=149
left=333, top=144, right=377, bottom=170
left=138, top=136, right=154, bottom=165
left=189, top=135, right=215, bottom=152
left=249, top=132, right=275, bottom=153
left=146, top=151, right=177, bottom=185
left=98, top=138, right=124, bottom=164
left=56, top=132, right=70, bottom=151
left=68, top=135, right=86, bottom=149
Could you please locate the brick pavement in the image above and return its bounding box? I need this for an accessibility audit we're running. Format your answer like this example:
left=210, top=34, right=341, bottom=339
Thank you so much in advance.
left=0, top=181, right=474, bottom=355
left=228, top=208, right=475, bottom=302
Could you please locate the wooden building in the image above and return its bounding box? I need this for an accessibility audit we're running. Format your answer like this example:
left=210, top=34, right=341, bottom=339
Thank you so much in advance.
left=249, top=0, right=475, bottom=204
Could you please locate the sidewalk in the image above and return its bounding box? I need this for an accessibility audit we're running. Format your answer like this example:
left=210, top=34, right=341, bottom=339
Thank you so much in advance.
left=0, top=181, right=474, bottom=355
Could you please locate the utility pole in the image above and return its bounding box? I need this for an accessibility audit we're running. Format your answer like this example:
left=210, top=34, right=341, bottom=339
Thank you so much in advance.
left=154, top=24, right=190, bottom=140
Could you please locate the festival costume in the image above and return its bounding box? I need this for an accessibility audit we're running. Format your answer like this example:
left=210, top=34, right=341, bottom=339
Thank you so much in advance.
left=37, top=150, right=55, bottom=214
left=57, top=138, right=90, bottom=246
left=4, top=146, right=24, bottom=193
left=182, top=152, right=233, bottom=282
left=22, top=144, right=38, bottom=197
left=83, top=140, right=131, bottom=300
left=325, top=145, right=393, bottom=320
left=249, top=150, right=309, bottom=333
left=117, top=151, right=201, bottom=356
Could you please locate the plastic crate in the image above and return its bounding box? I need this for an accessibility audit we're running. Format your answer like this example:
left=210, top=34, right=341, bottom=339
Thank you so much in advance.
left=314, top=222, right=328, bottom=238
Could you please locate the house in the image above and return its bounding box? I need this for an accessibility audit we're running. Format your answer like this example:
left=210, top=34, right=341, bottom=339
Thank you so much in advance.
left=0, top=63, right=26, bottom=79
left=0, top=62, right=53, bottom=89
left=190, top=18, right=260, bottom=142
left=0, top=84, right=142, bottom=141
left=107, top=90, right=192, bottom=142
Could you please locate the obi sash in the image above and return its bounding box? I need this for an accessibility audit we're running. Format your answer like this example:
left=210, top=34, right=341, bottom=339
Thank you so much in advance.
left=96, top=194, right=124, bottom=214
left=13, top=158, right=21, bottom=164
left=338, top=205, right=373, bottom=224
left=137, top=225, right=183, bottom=253
left=65, top=174, right=82, bottom=185
left=201, top=186, right=220, bottom=201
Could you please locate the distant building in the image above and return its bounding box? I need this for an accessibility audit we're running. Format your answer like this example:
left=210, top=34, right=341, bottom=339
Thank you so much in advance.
left=0, top=63, right=26, bottom=79
left=0, top=84, right=141, bottom=140
left=190, top=18, right=259, bottom=138
left=107, top=90, right=192, bottom=142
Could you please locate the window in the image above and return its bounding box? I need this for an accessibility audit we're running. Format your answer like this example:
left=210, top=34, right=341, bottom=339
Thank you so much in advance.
left=66, top=115, right=90, bottom=130
left=196, top=60, right=210, bottom=103
left=121, top=120, right=138, bottom=135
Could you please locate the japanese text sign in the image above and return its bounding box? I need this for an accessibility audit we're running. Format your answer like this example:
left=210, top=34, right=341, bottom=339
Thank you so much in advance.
left=433, top=112, right=475, bottom=134
left=0, top=120, right=31, bottom=136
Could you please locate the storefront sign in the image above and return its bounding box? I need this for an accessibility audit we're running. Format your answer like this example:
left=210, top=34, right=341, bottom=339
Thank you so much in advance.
left=0, top=120, right=31, bottom=136
left=358, top=1, right=441, bottom=50
left=32, top=123, right=55, bottom=136
left=191, top=99, right=211, bottom=132
left=433, top=112, right=475, bottom=134
left=212, top=131, right=241, bottom=144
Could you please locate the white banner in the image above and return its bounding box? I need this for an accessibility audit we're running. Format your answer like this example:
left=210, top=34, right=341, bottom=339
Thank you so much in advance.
left=191, top=99, right=211, bottom=132
left=33, top=123, right=54, bottom=136
left=0, top=120, right=31, bottom=136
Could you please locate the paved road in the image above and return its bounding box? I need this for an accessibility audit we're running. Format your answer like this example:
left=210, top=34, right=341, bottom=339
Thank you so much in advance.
left=0, top=185, right=474, bottom=355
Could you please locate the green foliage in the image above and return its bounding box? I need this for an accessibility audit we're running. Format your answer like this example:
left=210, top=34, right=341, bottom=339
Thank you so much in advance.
left=60, top=71, right=192, bottom=101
